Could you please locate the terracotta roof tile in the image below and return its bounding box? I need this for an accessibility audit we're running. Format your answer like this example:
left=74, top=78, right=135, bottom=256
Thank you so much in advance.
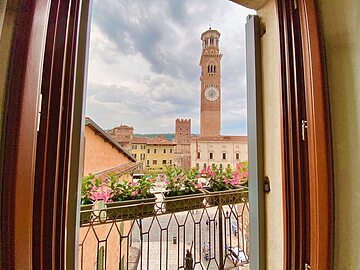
left=94, top=162, right=141, bottom=180
left=132, top=136, right=176, bottom=145
left=114, top=124, right=134, bottom=130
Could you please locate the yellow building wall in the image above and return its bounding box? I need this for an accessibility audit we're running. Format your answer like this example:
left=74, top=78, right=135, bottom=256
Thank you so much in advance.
left=130, top=143, right=147, bottom=168
left=318, top=1, right=360, bottom=269
left=83, top=126, right=131, bottom=175
left=146, top=144, right=175, bottom=172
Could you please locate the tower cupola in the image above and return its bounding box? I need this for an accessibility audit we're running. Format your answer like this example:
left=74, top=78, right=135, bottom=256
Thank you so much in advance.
left=201, top=28, right=221, bottom=51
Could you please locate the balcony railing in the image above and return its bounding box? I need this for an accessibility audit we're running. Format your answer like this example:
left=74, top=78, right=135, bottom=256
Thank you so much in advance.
left=79, top=190, right=249, bottom=270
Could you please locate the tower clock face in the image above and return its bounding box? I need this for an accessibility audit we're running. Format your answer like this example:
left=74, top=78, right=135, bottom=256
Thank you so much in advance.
left=205, top=86, right=220, bottom=101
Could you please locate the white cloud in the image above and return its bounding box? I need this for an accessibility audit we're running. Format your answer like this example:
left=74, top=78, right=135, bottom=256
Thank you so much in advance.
left=86, top=0, right=254, bottom=134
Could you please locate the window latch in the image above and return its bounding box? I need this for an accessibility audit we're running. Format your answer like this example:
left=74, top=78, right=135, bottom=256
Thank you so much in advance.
left=301, top=120, right=308, bottom=141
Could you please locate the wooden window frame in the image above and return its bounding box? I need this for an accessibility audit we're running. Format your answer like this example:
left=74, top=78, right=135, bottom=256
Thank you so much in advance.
left=0, top=1, right=333, bottom=269
left=276, top=0, right=333, bottom=269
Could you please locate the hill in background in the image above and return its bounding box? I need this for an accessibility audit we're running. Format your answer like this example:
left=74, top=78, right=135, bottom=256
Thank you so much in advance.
left=134, top=133, right=175, bottom=141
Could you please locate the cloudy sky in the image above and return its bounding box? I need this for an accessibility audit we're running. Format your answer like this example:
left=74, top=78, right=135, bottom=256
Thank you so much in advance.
left=86, top=0, right=254, bottom=135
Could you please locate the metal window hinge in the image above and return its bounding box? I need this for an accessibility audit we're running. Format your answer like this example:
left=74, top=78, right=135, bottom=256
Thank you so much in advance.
left=260, top=22, right=266, bottom=37
left=264, top=176, right=271, bottom=193
left=305, top=263, right=311, bottom=269
left=301, top=120, right=308, bottom=141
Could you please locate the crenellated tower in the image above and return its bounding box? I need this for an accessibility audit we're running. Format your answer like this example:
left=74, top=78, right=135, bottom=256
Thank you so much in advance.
left=175, top=118, right=191, bottom=144
left=174, top=118, right=191, bottom=169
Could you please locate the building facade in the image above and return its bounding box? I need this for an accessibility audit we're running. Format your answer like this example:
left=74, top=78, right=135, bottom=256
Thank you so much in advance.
left=191, top=136, right=248, bottom=170
left=131, top=136, right=175, bottom=173
left=107, top=124, right=134, bottom=150
left=83, top=118, right=138, bottom=176
left=130, top=137, right=148, bottom=169
left=174, top=118, right=191, bottom=169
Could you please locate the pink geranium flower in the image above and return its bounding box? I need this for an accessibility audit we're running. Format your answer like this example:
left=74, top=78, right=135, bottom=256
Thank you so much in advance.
left=231, top=176, right=240, bottom=186
left=90, top=182, right=113, bottom=202
left=195, top=182, right=203, bottom=189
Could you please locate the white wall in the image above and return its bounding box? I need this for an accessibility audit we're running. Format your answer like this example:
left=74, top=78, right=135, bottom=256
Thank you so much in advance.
left=190, top=140, right=248, bottom=169
left=318, top=1, right=360, bottom=269
left=257, top=1, right=284, bottom=268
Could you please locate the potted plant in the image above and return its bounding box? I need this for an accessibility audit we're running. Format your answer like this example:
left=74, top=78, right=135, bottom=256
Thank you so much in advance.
left=202, top=165, right=247, bottom=206
left=161, top=166, right=205, bottom=213
left=105, top=173, right=157, bottom=220
left=80, top=174, right=112, bottom=224
left=233, top=161, right=249, bottom=187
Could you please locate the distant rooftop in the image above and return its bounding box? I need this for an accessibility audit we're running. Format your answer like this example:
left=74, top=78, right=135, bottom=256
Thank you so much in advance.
left=94, top=162, right=141, bottom=181
left=113, top=124, right=134, bottom=130
left=191, top=135, right=247, bottom=142
left=132, top=136, right=176, bottom=145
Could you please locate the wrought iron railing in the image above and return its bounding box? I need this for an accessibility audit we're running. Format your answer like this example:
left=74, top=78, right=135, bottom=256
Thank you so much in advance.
left=78, top=190, right=249, bottom=270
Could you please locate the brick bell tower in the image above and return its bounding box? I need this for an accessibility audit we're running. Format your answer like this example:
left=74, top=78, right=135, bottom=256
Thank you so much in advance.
left=199, top=27, right=222, bottom=137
